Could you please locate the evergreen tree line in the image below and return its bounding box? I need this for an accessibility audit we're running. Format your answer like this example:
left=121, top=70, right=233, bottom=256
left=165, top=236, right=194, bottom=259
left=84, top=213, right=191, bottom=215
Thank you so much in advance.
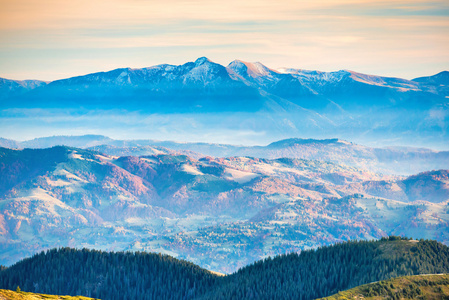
left=199, top=237, right=449, bottom=299
left=0, top=248, right=218, bottom=300
left=1, top=237, right=448, bottom=300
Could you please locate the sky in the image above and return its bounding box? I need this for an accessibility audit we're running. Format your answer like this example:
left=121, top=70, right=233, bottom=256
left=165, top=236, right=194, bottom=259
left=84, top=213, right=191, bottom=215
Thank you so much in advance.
left=0, top=0, right=448, bottom=81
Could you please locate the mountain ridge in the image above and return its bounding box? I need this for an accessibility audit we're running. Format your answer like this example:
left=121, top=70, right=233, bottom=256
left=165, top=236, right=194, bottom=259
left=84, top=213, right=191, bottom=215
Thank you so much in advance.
left=1, top=135, right=447, bottom=175
left=1, top=57, right=446, bottom=86
left=2, top=57, right=448, bottom=148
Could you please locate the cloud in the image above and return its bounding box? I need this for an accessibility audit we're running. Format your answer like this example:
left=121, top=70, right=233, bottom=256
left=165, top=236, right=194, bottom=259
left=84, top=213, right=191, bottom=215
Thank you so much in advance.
left=0, top=0, right=448, bottom=80
left=2, top=0, right=447, bottom=30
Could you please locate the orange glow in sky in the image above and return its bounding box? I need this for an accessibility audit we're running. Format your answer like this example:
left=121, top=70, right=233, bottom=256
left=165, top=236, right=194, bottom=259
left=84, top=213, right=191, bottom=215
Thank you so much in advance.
left=0, top=0, right=448, bottom=80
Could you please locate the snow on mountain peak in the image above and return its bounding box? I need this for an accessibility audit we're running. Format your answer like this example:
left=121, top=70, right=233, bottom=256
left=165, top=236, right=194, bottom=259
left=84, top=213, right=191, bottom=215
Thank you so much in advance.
left=276, top=67, right=293, bottom=74
left=227, top=60, right=278, bottom=78
left=195, top=57, right=212, bottom=66
left=5, top=58, right=444, bottom=97
left=147, top=64, right=175, bottom=71
left=180, top=57, right=231, bottom=84
left=277, top=68, right=350, bottom=83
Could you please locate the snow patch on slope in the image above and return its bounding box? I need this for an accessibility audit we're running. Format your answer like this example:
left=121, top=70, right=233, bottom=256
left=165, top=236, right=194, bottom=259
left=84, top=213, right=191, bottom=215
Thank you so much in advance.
left=183, top=164, right=204, bottom=175
left=224, top=168, right=259, bottom=184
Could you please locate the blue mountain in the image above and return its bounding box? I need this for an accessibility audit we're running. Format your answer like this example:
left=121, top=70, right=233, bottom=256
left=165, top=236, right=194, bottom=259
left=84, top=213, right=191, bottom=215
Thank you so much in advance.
left=1, top=57, right=447, bottom=148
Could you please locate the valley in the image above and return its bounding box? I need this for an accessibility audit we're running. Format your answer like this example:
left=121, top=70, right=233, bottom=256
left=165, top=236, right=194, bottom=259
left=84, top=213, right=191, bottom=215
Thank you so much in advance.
left=0, top=144, right=448, bottom=273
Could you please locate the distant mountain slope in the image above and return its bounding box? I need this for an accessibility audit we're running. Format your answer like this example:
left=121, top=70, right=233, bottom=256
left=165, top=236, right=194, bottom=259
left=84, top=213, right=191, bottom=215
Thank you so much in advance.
left=5, top=59, right=444, bottom=110
left=256, top=138, right=449, bottom=175
left=344, top=169, right=449, bottom=203
left=2, top=238, right=447, bottom=300
left=3, top=135, right=449, bottom=175
left=402, top=170, right=449, bottom=202
left=21, top=135, right=114, bottom=149
left=2, top=58, right=448, bottom=148
left=0, top=147, right=70, bottom=195
left=1, top=146, right=448, bottom=272
left=0, top=289, right=95, bottom=300
left=322, top=273, right=449, bottom=300
left=412, top=71, right=449, bottom=96
left=8, top=58, right=264, bottom=113
left=0, top=77, right=47, bottom=100
left=87, top=144, right=204, bottom=159
left=0, top=138, right=20, bottom=149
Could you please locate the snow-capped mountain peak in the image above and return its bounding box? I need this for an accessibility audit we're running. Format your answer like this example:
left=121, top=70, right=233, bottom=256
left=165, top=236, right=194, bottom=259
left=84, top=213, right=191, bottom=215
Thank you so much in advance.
left=194, top=56, right=213, bottom=66
left=179, top=57, right=232, bottom=84
left=227, top=60, right=279, bottom=78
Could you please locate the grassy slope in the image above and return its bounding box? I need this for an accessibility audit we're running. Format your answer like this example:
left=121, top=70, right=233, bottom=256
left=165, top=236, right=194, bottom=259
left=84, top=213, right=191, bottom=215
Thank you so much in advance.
left=321, top=274, right=449, bottom=300
left=0, top=289, right=97, bottom=300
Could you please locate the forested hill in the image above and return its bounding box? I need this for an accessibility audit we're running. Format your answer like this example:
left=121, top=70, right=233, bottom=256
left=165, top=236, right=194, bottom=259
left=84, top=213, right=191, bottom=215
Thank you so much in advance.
left=200, top=237, right=449, bottom=300
left=1, top=237, right=449, bottom=300
left=0, top=248, right=219, bottom=300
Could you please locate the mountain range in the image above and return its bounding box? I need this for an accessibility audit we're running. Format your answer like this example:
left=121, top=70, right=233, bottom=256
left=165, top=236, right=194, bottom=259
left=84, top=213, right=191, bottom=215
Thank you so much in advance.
left=1, top=145, right=448, bottom=272
left=1, top=56, right=448, bottom=297
left=1, top=134, right=448, bottom=175
left=1, top=57, right=448, bottom=148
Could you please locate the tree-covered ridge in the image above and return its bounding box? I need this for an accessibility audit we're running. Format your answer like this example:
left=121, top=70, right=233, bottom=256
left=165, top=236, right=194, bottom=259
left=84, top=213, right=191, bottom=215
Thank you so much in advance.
left=1, top=238, right=449, bottom=300
left=199, top=237, right=449, bottom=300
left=0, top=289, right=97, bottom=300
left=321, top=274, right=449, bottom=300
left=0, top=248, right=218, bottom=300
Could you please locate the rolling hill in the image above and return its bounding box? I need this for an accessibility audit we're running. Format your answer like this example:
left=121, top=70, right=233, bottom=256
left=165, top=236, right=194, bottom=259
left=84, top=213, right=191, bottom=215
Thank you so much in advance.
left=0, top=146, right=448, bottom=272
left=322, top=274, right=449, bottom=300
left=2, top=135, right=449, bottom=175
